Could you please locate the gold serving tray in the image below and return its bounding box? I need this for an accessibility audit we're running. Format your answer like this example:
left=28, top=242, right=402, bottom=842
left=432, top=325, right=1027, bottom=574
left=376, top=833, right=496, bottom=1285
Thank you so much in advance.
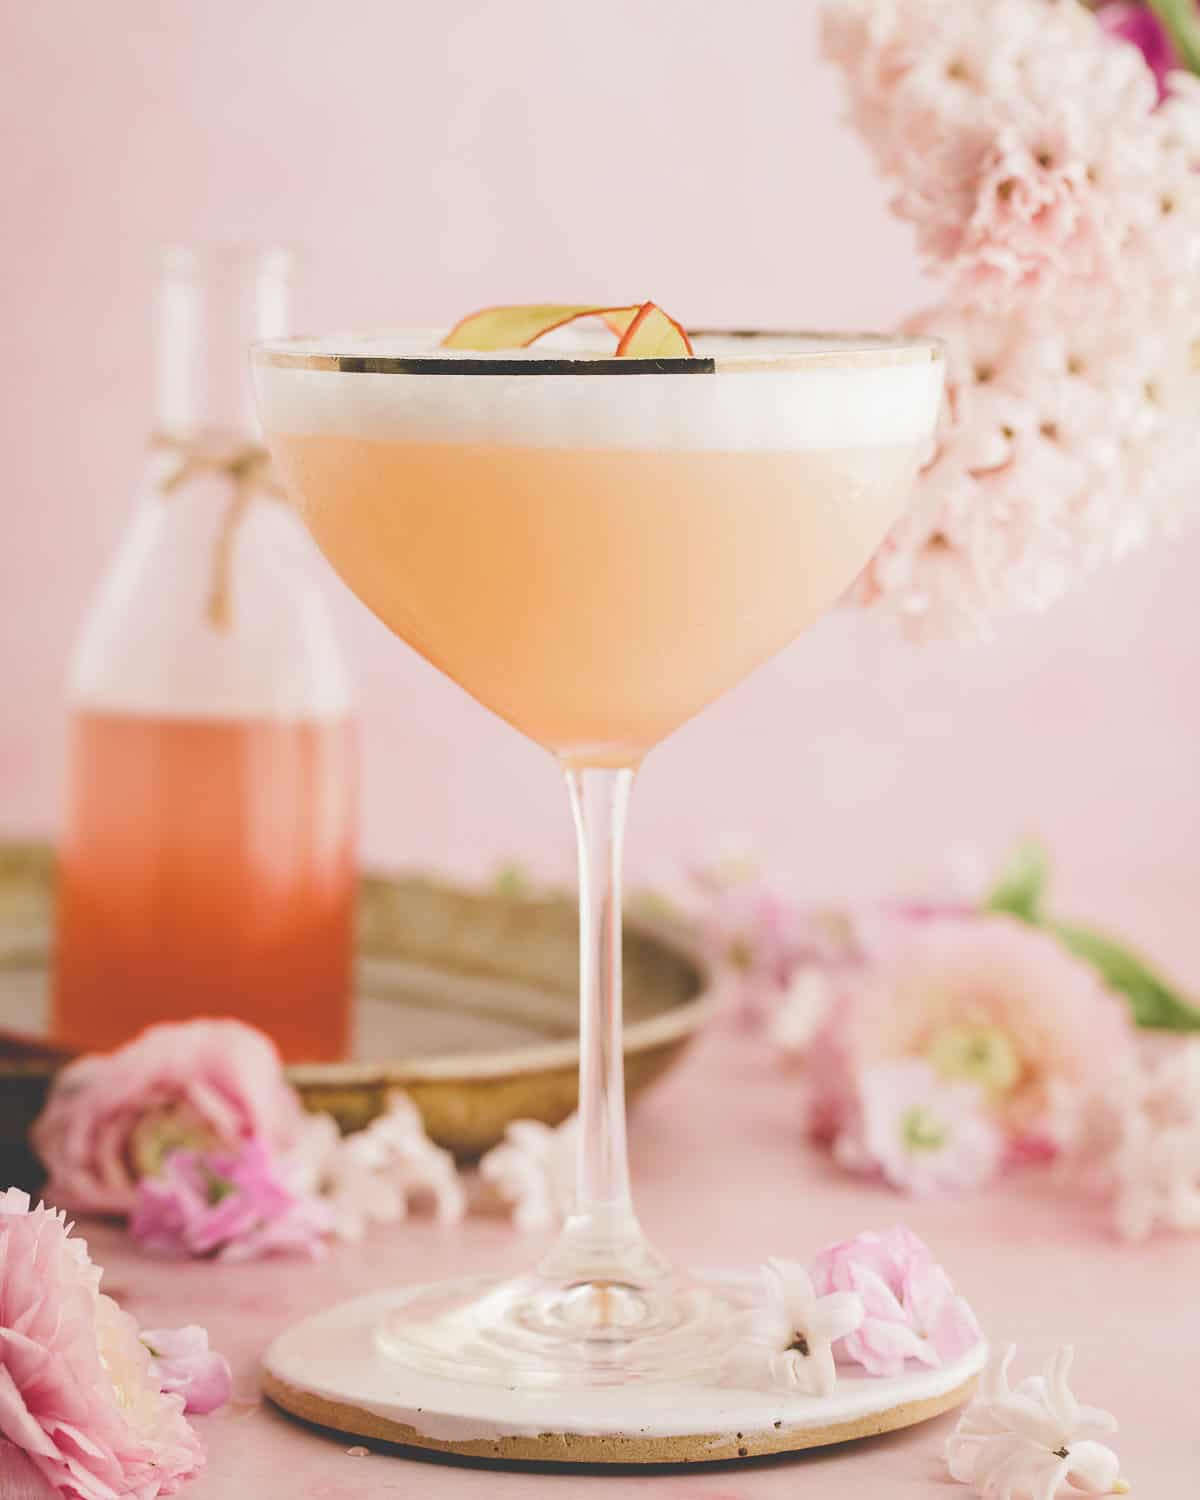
left=0, top=842, right=713, bottom=1190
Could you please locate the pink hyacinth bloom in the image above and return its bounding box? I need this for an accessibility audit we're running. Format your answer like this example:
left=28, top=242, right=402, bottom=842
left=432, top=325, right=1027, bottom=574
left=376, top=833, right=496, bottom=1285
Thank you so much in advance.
left=0, top=1188, right=203, bottom=1498
left=852, top=283, right=1189, bottom=637
left=811, top=1226, right=980, bottom=1378
left=822, top=0, right=1200, bottom=638
left=32, top=1019, right=312, bottom=1217
left=130, top=1139, right=331, bottom=1262
left=954, top=123, right=1108, bottom=306
left=141, top=1327, right=233, bottom=1416
left=837, top=1058, right=1005, bottom=1195
left=695, top=876, right=802, bottom=1024
left=1057, top=1038, right=1200, bottom=1242
left=1097, top=2, right=1182, bottom=98
left=823, top=0, right=1159, bottom=307
left=806, top=913, right=1134, bottom=1161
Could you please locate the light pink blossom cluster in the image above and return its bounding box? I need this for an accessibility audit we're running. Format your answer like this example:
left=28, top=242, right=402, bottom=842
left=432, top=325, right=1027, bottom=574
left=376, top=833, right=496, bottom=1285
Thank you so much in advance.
left=1056, top=1036, right=1200, bottom=1240
left=31, top=1020, right=464, bottom=1261
left=129, top=1139, right=334, bottom=1263
left=823, top=0, right=1200, bottom=636
left=140, top=1328, right=232, bottom=1417
left=810, top=1226, right=981, bottom=1378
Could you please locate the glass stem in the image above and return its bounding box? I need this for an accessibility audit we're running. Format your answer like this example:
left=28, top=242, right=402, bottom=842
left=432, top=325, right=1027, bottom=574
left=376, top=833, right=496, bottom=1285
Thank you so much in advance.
left=540, top=765, right=665, bottom=1285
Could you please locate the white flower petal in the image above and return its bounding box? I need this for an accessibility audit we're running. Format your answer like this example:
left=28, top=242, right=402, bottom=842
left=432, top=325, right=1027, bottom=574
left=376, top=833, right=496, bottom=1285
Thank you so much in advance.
left=1030, top=1455, right=1073, bottom=1500
left=946, top=1345, right=1123, bottom=1498
left=480, top=1116, right=577, bottom=1233
left=811, top=1291, right=865, bottom=1343
left=1063, top=1440, right=1122, bottom=1496
left=760, top=1260, right=865, bottom=1397
left=304, top=1095, right=464, bottom=1240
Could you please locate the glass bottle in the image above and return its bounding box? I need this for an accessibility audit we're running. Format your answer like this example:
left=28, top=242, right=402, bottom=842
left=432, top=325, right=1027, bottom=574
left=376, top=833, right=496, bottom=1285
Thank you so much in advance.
left=53, top=247, right=357, bottom=1062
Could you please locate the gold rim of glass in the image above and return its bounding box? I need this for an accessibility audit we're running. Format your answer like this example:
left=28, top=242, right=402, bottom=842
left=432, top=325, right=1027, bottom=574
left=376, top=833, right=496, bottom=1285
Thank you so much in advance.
left=252, top=328, right=944, bottom=376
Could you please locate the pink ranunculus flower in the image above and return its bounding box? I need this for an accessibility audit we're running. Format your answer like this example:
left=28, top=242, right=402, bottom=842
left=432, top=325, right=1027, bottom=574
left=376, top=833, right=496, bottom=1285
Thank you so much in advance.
left=130, top=1139, right=332, bottom=1262
left=811, top=1226, right=980, bottom=1379
left=32, top=1019, right=313, bottom=1216
left=1, top=1443, right=56, bottom=1498
left=141, top=1327, right=233, bottom=1416
left=836, top=1058, right=1005, bottom=1195
left=807, top=913, right=1134, bottom=1163
left=0, top=1188, right=203, bottom=1498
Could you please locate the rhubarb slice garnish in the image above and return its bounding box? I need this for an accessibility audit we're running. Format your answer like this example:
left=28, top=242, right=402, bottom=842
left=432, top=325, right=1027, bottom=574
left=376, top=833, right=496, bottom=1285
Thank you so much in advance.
left=614, top=302, right=694, bottom=358
left=442, top=302, right=693, bottom=358
left=598, top=308, right=639, bottom=337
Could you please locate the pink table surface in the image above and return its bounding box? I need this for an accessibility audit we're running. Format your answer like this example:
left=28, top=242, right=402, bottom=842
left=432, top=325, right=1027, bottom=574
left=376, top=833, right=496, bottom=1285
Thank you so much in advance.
left=85, top=1025, right=1196, bottom=1499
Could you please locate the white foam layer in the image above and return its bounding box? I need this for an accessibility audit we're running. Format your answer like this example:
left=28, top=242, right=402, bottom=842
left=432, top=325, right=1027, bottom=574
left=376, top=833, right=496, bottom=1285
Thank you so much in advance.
left=255, top=331, right=944, bottom=452
left=266, top=329, right=936, bottom=362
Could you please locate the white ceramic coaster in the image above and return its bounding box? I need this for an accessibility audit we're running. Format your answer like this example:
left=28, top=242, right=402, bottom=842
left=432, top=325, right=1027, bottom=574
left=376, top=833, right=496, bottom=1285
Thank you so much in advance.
left=262, top=1279, right=986, bottom=1466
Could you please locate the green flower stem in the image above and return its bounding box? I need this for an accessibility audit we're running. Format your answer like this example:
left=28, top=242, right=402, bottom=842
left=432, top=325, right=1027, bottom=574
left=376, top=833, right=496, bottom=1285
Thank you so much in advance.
left=986, top=839, right=1200, bottom=1032
left=1149, top=0, right=1200, bottom=76
left=1051, top=920, right=1200, bottom=1032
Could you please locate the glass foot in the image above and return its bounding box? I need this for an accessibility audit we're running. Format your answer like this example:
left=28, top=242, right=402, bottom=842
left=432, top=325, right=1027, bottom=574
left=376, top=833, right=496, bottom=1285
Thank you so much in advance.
left=375, top=1267, right=748, bottom=1387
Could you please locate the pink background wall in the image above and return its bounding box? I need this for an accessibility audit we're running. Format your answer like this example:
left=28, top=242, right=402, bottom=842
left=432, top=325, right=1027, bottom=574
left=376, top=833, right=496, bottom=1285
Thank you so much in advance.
left=1, top=1, right=1197, bottom=976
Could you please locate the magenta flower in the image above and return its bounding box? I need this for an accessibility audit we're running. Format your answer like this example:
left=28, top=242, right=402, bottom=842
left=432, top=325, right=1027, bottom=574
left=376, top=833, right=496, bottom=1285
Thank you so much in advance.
left=33, top=1020, right=313, bottom=1217
left=141, top=1327, right=233, bottom=1416
left=1097, top=2, right=1183, bottom=97
left=836, top=1058, right=1005, bottom=1195
left=811, top=1227, right=981, bottom=1379
left=129, top=1139, right=331, bottom=1262
left=0, top=1188, right=203, bottom=1498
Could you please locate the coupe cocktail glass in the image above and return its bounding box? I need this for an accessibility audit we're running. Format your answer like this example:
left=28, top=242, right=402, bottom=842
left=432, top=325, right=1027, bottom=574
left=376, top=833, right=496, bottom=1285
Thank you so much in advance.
left=254, top=329, right=944, bottom=1389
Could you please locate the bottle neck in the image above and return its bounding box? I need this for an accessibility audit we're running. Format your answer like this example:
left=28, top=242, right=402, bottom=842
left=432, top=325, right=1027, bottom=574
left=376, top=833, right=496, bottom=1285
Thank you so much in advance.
left=154, top=246, right=291, bottom=442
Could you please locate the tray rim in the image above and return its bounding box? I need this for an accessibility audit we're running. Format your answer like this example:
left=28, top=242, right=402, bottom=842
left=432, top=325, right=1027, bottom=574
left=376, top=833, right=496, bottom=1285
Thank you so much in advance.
left=0, top=853, right=719, bottom=1085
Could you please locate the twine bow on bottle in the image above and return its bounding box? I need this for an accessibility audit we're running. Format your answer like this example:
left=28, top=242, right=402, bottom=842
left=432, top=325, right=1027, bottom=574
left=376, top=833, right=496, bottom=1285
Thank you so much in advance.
left=152, top=432, right=287, bottom=631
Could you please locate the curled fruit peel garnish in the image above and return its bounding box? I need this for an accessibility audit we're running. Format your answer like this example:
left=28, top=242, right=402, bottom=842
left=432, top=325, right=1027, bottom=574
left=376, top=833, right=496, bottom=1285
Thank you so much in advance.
left=614, top=303, right=693, bottom=358
left=441, top=302, right=694, bottom=357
